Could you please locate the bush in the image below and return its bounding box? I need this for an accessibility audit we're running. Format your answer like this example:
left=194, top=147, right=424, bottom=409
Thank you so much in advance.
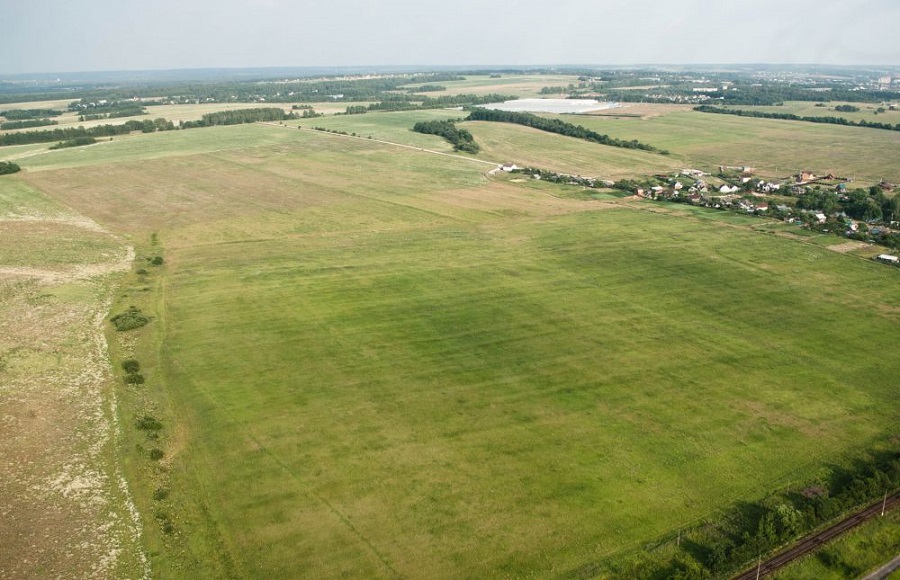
left=110, top=306, right=150, bottom=331
left=121, top=359, right=140, bottom=373
left=49, top=136, right=97, bottom=149
left=149, top=256, right=164, bottom=266
left=0, top=161, right=21, bottom=175
left=123, top=373, right=145, bottom=385
left=153, top=487, right=169, bottom=501
left=149, top=448, right=164, bottom=460
left=135, top=415, right=163, bottom=431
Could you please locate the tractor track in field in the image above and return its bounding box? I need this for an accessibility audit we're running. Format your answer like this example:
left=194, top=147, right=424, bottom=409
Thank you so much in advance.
left=732, top=490, right=900, bottom=579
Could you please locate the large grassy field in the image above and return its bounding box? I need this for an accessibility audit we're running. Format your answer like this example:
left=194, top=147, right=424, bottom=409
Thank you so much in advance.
left=10, top=116, right=897, bottom=577
left=539, top=108, right=900, bottom=183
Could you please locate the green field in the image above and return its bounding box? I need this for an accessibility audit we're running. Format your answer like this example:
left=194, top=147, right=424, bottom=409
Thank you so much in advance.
left=543, top=109, right=900, bottom=183
left=3, top=98, right=898, bottom=578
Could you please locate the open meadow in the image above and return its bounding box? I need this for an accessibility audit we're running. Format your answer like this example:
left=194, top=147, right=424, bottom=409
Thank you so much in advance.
left=1, top=108, right=896, bottom=577
left=542, top=108, right=900, bottom=183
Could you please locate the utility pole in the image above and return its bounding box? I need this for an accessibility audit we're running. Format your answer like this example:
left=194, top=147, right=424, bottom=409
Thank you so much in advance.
left=755, top=556, right=762, bottom=580
left=882, top=491, right=888, bottom=517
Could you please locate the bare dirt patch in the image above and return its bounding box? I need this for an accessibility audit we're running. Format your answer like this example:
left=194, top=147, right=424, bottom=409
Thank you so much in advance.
left=0, top=213, right=147, bottom=579
left=826, top=240, right=870, bottom=254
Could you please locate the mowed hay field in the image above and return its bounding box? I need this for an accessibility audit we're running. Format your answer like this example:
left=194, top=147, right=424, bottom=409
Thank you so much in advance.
left=536, top=109, right=900, bottom=183
left=10, top=119, right=900, bottom=577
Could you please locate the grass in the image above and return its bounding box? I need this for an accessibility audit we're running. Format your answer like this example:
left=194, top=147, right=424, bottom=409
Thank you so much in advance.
left=542, top=109, right=900, bottom=183
left=721, top=101, right=900, bottom=124
left=7, top=103, right=897, bottom=577
left=463, top=120, right=679, bottom=178
left=12, top=123, right=305, bottom=172
left=30, top=128, right=889, bottom=577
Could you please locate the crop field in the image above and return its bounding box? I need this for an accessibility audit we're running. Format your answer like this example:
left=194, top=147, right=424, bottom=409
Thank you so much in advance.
left=3, top=112, right=896, bottom=578
left=545, top=108, right=900, bottom=183
left=719, top=101, right=900, bottom=124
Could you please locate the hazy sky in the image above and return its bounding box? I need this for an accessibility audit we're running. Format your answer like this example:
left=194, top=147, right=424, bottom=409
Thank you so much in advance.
left=4, top=0, right=899, bottom=74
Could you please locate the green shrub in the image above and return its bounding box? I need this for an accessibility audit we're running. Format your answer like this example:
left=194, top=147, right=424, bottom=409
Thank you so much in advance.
left=121, top=359, right=140, bottom=373
left=123, top=373, right=145, bottom=385
left=0, top=161, right=21, bottom=175
left=149, top=448, right=164, bottom=460
left=110, top=306, right=150, bottom=331
left=150, top=256, right=164, bottom=266
left=135, top=415, right=162, bottom=431
left=153, top=488, right=169, bottom=501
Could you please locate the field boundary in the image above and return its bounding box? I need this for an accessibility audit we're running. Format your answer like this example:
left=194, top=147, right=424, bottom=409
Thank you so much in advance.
left=732, top=490, right=900, bottom=579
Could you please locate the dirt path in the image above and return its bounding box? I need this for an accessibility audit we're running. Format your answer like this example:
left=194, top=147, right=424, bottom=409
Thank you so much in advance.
left=0, top=215, right=147, bottom=579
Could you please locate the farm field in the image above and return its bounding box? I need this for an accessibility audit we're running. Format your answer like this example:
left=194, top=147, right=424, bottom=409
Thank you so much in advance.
left=405, top=73, right=583, bottom=97
left=5, top=115, right=898, bottom=577
left=538, top=108, right=900, bottom=183
left=718, top=100, right=900, bottom=124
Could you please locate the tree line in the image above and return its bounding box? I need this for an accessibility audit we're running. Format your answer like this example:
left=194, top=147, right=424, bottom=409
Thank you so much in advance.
left=180, top=107, right=295, bottom=128
left=694, top=105, right=900, bottom=132
left=0, top=108, right=63, bottom=120
left=411, top=119, right=479, bottom=153
left=1, top=119, right=58, bottom=130
left=465, top=107, right=667, bottom=153
left=0, top=119, right=175, bottom=146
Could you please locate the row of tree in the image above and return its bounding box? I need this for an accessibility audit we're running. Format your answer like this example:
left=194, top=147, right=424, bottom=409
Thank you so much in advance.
left=0, top=118, right=175, bottom=146
left=466, top=107, right=667, bottom=153
left=366, top=93, right=518, bottom=112
left=0, top=119, right=58, bottom=130
left=49, top=136, right=97, bottom=149
left=180, top=107, right=294, bottom=128
left=622, top=449, right=900, bottom=579
left=0, top=108, right=63, bottom=120
left=411, top=119, right=479, bottom=153
left=695, top=105, right=900, bottom=132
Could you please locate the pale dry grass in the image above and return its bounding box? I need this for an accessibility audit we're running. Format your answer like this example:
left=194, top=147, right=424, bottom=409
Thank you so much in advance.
left=0, top=209, right=147, bottom=579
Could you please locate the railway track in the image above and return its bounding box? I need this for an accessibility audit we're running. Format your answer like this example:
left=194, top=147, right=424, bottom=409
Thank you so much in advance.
left=732, top=490, right=900, bottom=579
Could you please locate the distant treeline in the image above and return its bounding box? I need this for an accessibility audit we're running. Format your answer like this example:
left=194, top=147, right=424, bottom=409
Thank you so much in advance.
left=49, top=136, right=97, bottom=149
left=366, top=93, right=517, bottom=112
left=694, top=105, right=900, bottom=131
left=466, top=107, right=667, bottom=154
left=0, top=118, right=175, bottom=146
left=0, top=107, right=291, bottom=147
left=406, top=84, right=446, bottom=93
left=180, top=107, right=294, bottom=128
left=1, top=118, right=58, bottom=130
left=1, top=108, right=63, bottom=120
left=412, top=119, right=479, bottom=153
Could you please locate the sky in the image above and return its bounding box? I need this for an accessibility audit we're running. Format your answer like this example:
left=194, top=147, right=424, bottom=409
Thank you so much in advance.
left=3, top=0, right=899, bottom=74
